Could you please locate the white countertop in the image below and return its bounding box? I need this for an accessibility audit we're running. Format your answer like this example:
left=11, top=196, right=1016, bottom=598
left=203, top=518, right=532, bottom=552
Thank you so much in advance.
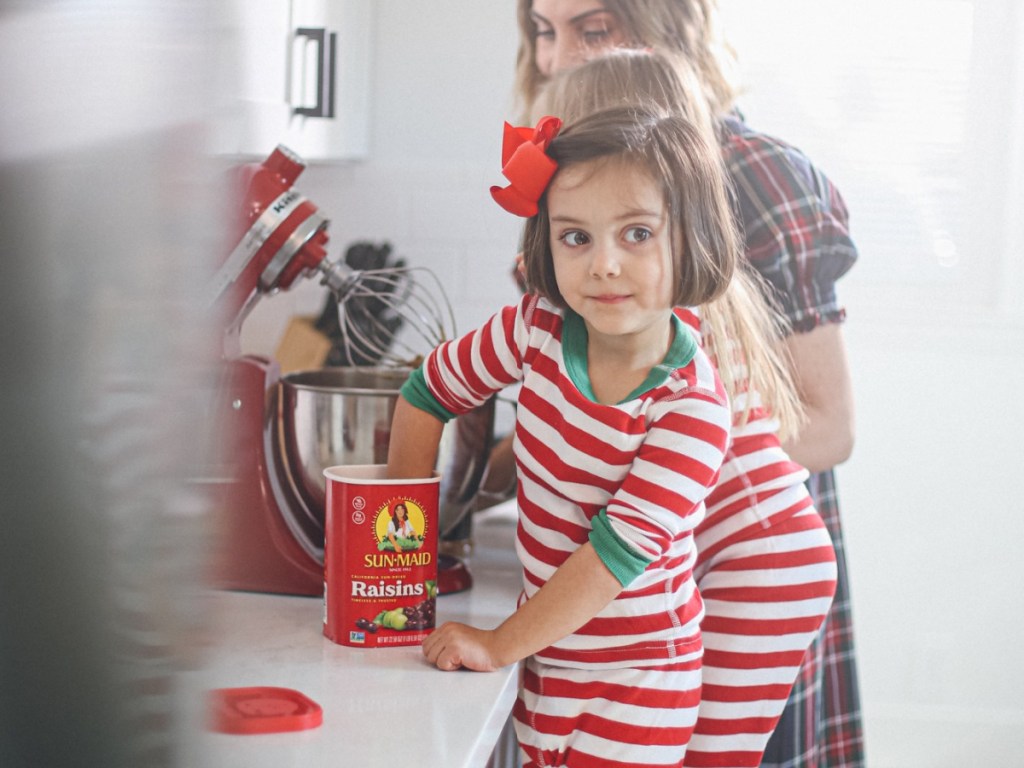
left=190, top=503, right=522, bottom=768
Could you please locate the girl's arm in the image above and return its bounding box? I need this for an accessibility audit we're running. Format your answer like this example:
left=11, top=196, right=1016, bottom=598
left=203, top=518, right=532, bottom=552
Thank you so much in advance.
left=422, top=541, right=621, bottom=671
left=386, top=396, right=445, bottom=480
left=782, top=323, right=855, bottom=473
left=424, top=375, right=730, bottom=672
left=389, top=297, right=530, bottom=484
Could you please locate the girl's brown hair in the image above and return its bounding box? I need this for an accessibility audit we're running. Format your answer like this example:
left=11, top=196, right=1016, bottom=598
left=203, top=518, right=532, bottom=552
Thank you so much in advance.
left=530, top=50, right=804, bottom=438
left=523, top=105, right=737, bottom=316
left=514, top=0, right=738, bottom=121
left=530, top=48, right=713, bottom=132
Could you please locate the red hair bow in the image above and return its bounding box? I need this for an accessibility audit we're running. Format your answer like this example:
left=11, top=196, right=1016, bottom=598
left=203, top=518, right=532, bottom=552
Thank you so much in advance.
left=490, top=115, right=563, bottom=217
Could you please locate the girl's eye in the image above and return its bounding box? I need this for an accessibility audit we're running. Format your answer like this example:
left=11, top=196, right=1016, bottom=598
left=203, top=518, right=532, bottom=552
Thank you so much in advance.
left=581, top=27, right=611, bottom=45
left=559, top=230, right=590, bottom=247
left=624, top=227, right=652, bottom=244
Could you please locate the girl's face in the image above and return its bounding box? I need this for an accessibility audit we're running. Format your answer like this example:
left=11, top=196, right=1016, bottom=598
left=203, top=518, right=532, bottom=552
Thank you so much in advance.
left=547, top=159, right=676, bottom=352
left=395, top=504, right=407, bottom=520
left=530, top=0, right=629, bottom=77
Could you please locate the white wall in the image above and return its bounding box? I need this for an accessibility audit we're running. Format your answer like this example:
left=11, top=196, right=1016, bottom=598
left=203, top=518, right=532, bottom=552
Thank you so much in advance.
left=839, top=312, right=1024, bottom=765
left=238, top=2, right=1024, bottom=764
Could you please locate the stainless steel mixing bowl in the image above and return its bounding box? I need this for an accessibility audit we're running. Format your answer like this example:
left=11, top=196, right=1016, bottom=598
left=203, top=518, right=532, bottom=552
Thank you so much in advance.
left=273, top=366, right=411, bottom=544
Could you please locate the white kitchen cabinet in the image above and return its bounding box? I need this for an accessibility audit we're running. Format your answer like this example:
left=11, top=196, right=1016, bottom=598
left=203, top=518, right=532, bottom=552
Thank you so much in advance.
left=218, top=0, right=372, bottom=162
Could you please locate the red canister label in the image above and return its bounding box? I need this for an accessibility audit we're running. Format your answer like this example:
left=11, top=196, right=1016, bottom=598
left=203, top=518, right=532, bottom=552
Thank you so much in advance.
left=323, top=464, right=439, bottom=647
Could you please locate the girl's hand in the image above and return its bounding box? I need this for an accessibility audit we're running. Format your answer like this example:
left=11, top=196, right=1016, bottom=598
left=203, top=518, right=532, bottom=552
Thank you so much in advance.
left=423, top=543, right=621, bottom=673
left=422, top=622, right=502, bottom=672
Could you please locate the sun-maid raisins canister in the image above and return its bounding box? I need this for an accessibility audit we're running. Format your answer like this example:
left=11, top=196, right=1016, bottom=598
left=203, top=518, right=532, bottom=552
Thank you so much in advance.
left=322, top=464, right=440, bottom=647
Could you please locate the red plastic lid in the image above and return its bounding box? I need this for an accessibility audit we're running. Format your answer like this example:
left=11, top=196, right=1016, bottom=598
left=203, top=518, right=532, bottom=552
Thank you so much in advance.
left=209, top=686, right=323, bottom=735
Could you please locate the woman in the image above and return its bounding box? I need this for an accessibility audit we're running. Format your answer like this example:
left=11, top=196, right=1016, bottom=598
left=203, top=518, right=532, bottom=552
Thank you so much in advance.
left=511, top=2, right=863, bottom=766
left=385, top=501, right=418, bottom=552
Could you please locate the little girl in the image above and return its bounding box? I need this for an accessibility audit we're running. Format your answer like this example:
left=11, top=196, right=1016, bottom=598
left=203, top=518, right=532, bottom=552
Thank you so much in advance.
left=388, top=107, right=737, bottom=767
left=531, top=49, right=841, bottom=768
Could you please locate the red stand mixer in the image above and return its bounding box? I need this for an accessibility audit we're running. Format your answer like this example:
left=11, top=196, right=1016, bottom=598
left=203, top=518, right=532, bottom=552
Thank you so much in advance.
left=208, top=146, right=476, bottom=596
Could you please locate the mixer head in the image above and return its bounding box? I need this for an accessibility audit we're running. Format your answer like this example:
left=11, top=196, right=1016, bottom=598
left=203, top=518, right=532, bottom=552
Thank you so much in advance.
left=209, top=145, right=332, bottom=355
left=210, top=145, right=456, bottom=365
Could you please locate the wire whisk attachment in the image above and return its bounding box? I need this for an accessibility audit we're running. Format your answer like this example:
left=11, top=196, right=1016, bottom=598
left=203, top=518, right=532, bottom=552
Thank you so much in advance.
left=316, top=242, right=456, bottom=367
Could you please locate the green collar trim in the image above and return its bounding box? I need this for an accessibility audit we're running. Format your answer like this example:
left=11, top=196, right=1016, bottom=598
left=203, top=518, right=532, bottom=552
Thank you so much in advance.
left=561, top=311, right=697, bottom=404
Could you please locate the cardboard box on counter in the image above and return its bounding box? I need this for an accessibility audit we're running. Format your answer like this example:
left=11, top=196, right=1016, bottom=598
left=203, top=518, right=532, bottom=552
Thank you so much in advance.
left=275, top=316, right=332, bottom=374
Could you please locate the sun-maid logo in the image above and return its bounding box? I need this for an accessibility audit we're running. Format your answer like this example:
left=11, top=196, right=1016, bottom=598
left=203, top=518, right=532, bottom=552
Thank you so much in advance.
left=373, top=498, right=427, bottom=551
left=364, top=497, right=433, bottom=569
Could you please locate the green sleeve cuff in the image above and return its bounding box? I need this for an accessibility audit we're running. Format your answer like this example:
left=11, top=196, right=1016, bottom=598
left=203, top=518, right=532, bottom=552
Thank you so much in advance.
left=399, top=366, right=457, bottom=423
left=589, top=508, right=653, bottom=587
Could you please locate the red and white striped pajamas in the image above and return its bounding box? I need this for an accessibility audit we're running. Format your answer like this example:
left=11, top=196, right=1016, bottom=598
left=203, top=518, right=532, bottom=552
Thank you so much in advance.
left=403, top=295, right=835, bottom=767
left=679, top=307, right=838, bottom=767
left=515, top=654, right=703, bottom=768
